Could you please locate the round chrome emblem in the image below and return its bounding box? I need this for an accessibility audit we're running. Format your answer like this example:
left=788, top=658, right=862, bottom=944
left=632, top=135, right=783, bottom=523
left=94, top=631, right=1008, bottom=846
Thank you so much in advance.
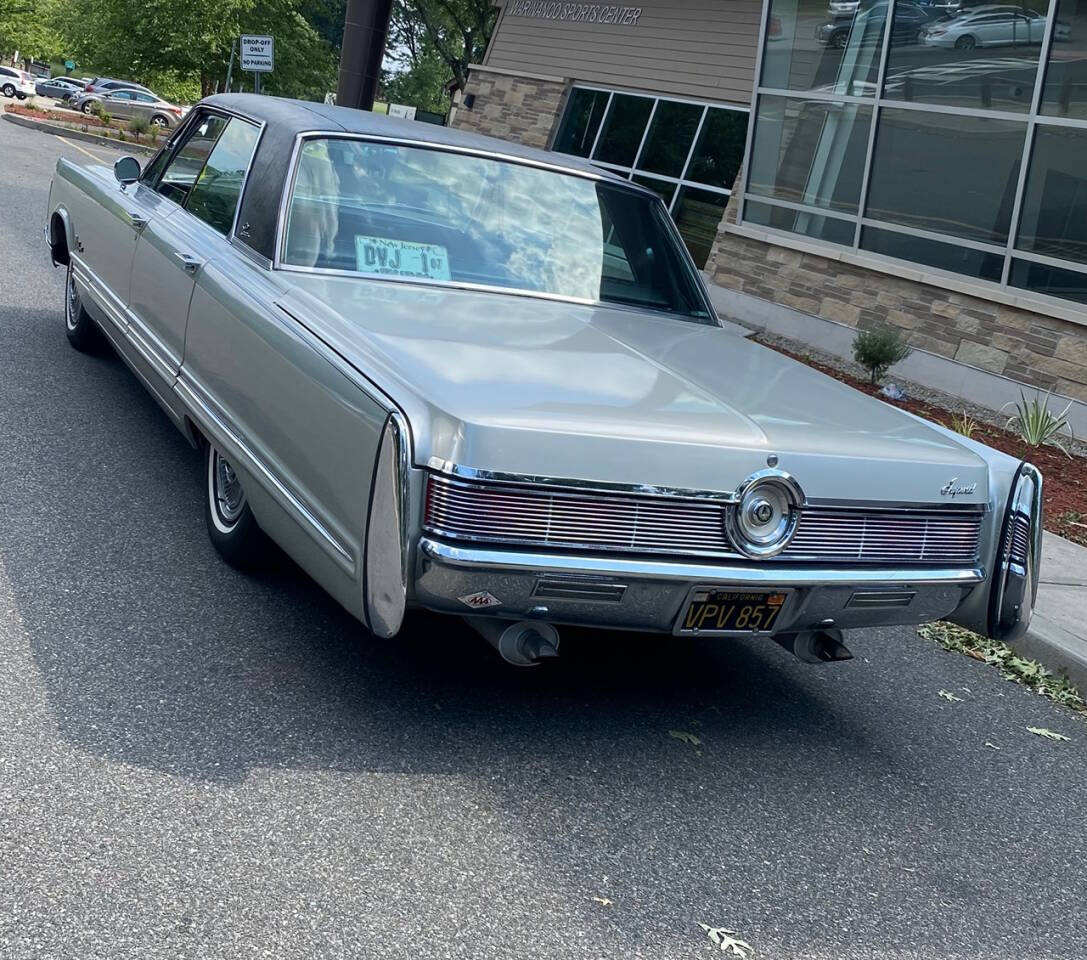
left=725, top=469, right=805, bottom=559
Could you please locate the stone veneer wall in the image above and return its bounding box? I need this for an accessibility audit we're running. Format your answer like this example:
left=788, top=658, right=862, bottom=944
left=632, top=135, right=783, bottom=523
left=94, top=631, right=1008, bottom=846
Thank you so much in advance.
left=450, top=68, right=569, bottom=150
left=707, top=198, right=1087, bottom=405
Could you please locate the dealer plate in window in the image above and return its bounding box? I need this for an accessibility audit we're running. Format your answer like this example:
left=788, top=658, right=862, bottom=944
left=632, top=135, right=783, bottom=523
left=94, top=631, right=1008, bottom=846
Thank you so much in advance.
left=355, top=235, right=451, bottom=280
left=675, top=588, right=789, bottom=636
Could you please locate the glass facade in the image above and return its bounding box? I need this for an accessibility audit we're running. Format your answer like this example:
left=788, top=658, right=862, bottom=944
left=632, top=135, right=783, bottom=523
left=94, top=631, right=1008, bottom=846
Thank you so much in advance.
left=552, top=86, right=749, bottom=267
left=740, top=0, right=1087, bottom=310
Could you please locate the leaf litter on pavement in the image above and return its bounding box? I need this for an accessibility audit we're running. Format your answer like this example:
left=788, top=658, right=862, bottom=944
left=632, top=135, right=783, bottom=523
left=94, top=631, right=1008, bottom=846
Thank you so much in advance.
left=699, top=924, right=753, bottom=957
left=1027, top=726, right=1072, bottom=741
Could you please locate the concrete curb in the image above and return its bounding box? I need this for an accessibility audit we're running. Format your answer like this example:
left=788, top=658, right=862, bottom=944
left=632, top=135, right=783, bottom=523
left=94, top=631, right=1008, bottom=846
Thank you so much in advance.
left=1013, top=532, right=1087, bottom=695
left=2, top=110, right=156, bottom=155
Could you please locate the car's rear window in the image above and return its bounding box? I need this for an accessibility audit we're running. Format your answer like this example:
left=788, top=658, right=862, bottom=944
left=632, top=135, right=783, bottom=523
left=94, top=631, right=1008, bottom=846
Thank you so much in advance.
left=280, top=137, right=712, bottom=320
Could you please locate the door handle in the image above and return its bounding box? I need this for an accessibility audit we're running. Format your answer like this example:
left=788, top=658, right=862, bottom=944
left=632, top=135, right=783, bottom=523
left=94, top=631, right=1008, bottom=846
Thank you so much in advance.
left=174, top=252, right=205, bottom=274
left=130, top=214, right=149, bottom=229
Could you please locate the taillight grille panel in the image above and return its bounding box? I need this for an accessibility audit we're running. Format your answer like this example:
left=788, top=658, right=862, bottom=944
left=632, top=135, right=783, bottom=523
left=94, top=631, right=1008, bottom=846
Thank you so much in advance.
left=424, top=475, right=983, bottom=566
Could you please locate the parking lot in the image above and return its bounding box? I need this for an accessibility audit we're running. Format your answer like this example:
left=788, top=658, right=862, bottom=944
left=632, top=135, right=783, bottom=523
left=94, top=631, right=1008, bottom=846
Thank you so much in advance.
left=1, top=115, right=1086, bottom=959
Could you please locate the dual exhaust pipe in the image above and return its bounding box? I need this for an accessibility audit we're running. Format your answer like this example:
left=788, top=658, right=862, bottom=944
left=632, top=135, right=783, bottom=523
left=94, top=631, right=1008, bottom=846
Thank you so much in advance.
left=465, top=617, right=852, bottom=667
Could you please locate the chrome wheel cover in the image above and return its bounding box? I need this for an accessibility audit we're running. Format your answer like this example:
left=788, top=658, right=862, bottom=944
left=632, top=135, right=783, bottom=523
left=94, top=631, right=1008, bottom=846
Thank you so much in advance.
left=65, top=268, right=81, bottom=331
left=210, top=448, right=246, bottom=530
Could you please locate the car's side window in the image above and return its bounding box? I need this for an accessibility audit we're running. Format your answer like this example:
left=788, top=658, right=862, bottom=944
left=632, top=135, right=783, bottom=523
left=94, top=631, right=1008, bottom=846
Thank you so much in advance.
left=184, top=118, right=261, bottom=235
left=153, top=113, right=229, bottom=207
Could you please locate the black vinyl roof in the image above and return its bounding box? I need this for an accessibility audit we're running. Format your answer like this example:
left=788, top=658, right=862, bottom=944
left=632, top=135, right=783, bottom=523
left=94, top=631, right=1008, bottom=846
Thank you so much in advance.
left=203, top=93, right=630, bottom=262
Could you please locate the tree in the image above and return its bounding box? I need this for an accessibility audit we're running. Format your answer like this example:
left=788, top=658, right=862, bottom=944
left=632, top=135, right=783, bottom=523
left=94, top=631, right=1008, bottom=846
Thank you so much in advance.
left=0, top=0, right=64, bottom=63
left=382, top=0, right=496, bottom=110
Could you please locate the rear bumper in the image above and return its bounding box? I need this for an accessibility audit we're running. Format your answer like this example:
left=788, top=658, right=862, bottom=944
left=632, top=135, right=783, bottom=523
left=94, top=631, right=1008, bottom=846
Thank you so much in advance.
left=415, top=537, right=984, bottom=635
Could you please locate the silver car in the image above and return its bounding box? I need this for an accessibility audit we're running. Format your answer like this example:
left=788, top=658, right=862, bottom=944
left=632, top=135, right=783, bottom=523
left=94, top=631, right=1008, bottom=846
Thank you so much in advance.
left=921, top=5, right=1048, bottom=47
left=74, top=89, right=183, bottom=128
left=44, top=95, right=1042, bottom=667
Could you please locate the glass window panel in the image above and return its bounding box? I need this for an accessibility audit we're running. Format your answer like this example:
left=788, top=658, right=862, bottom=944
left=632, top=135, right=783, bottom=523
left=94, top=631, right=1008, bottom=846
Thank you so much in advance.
left=631, top=174, right=676, bottom=205
left=185, top=118, right=261, bottom=234
left=553, top=87, right=610, bottom=158
left=1017, top=125, right=1087, bottom=264
left=1009, top=257, right=1087, bottom=302
left=592, top=94, right=654, bottom=167
left=860, top=226, right=1005, bottom=280
left=687, top=107, right=749, bottom=190
left=1041, top=0, right=1087, bottom=118
left=883, top=2, right=1042, bottom=112
left=154, top=113, right=228, bottom=207
left=760, top=0, right=889, bottom=96
left=865, top=108, right=1025, bottom=244
left=637, top=100, right=703, bottom=178
left=747, top=96, right=872, bottom=213
left=744, top=200, right=857, bottom=244
left=673, top=187, right=730, bottom=267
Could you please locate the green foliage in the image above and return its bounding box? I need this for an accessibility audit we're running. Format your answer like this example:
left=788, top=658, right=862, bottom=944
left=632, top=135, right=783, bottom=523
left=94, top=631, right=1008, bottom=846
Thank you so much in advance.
left=852, top=327, right=912, bottom=384
left=919, top=621, right=1086, bottom=715
left=1003, top=389, right=1075, bottom=456
left=97, top=107, right=111, bottom=124
left=128, top=113, right=150, bottom=138
left=950, top=411, right=979, bottom=438
left=381, top=0, right=497, bottom=112
left=0, top=0, right=65, bottom=63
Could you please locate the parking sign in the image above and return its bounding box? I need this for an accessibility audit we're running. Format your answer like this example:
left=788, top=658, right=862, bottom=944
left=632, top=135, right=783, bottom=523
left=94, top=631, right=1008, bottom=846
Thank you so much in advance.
left=240, top=35, right=274, bottom=73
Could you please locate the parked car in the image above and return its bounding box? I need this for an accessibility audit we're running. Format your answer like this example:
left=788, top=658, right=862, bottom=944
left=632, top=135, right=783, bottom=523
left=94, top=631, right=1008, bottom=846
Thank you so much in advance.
left=817, top=1, right=945, bottom=47
left=73, top=89, right=183, bottom=127
left=44, top=95, right=1043, bottom=666
left=0, top=65, right=36, bottom=100
left=82, top=77, right=156, bottom=96
left=35, top=76, right=87, bottom=101
left=921, top=5, right=1049, bottom=47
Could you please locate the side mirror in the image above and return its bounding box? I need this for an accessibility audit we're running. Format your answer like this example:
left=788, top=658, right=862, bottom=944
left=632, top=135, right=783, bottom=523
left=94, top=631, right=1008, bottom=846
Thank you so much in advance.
left=114, top=156, right=141, bottom=186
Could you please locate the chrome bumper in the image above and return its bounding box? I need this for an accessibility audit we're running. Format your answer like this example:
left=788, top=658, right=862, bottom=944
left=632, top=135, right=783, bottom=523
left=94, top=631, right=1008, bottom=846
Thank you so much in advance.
left=415, top=537, right=984, bottom=635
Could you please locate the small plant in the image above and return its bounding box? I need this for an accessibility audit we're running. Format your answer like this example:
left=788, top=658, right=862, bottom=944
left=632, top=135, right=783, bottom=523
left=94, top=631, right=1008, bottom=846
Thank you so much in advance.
left=117, top=129, right=126, bottom=141
left=852, top=327, right=912, bottom=384
left=950, top=411, right=979, bottom=438
left=1003, top=389, right=1075, bottom=456
left=128, top=115, right=150, bottom=140
left=97, top=108, right=111, bottom=125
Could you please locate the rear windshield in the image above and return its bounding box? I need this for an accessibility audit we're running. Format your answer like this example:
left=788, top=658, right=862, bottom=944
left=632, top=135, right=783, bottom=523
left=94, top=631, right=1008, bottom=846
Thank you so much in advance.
left=280, top=137, right=712, bottom=320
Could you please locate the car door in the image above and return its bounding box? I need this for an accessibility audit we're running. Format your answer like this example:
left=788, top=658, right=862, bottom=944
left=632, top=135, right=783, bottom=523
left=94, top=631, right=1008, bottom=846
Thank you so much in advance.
left=130, top=92, right=158, bottom=124
left=127, top=110, right=261, bottom=376
left=104, top=91, right=134, bottom=120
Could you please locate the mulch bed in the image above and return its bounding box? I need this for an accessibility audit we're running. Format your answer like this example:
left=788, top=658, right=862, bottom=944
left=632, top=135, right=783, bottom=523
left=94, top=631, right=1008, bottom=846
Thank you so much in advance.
left=757, top=337, right=1087, bottom=546
left=7, top=103, right=109, bottom=127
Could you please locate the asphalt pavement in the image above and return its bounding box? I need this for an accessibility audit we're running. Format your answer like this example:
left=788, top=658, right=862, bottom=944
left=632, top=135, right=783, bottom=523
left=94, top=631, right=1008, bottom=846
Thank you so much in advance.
left=1, top=115, right=1085, bottom=960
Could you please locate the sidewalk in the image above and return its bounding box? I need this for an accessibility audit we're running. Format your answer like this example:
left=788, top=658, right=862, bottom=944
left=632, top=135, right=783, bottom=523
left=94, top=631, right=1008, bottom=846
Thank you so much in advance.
left=1016, top=533, right=1087, bottom=694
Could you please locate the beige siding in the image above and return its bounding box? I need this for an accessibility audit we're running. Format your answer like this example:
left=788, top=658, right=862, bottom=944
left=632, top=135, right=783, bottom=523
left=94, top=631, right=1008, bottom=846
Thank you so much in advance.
left=485, top=0, right=762, bottom=106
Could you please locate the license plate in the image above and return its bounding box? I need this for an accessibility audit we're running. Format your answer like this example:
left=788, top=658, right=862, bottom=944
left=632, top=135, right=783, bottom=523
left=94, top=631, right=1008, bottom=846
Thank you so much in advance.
left=675, top=588, right=789, bottom=636
left=355, top=235, right=451, bottom=281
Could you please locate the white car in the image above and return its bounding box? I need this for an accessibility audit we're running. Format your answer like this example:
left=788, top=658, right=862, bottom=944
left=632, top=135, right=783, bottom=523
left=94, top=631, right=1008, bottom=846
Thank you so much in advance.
left=0, top=65, right=36, bottom=100
left=921, top=5, right=1047, bottom=48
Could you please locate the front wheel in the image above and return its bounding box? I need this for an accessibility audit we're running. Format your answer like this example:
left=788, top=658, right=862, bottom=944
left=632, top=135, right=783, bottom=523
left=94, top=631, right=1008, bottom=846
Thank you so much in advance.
left=955, top=34, right=977, bottom=48
left=64, top=261, right=103, bottom=352
left=204, top=442, right=268, bottom=569
left=81, top=100, right=93, bottom=114
left=15, top=92, right=27, bottom=100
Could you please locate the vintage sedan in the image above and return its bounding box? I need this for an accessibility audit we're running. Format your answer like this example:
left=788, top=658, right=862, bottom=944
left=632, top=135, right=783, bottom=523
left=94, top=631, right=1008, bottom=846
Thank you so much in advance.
left=45, top=94, right=1041, bottom=666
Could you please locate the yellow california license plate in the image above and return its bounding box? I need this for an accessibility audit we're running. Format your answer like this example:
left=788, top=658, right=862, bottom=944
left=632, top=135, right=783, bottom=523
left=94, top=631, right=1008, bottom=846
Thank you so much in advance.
left=676, top=588, right=789, bottom=635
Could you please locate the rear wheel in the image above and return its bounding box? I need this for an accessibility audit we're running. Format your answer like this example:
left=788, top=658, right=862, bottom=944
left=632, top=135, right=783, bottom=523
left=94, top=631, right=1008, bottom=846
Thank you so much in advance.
left=955, top=34, right=977, bottom=48
left=64, top=261, right=103, bottom=352
left=150, top=114, right=169, bottom=128
left=204, top=442, right=268, bottom=569
left=1, top=83, right=15, bottom=98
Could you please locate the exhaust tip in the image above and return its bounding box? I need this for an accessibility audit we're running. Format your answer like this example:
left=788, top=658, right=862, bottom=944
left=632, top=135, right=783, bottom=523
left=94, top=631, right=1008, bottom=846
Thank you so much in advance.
left=465, top=617, right=561, bottom=667
left=774, top=629, right=853, bottom=664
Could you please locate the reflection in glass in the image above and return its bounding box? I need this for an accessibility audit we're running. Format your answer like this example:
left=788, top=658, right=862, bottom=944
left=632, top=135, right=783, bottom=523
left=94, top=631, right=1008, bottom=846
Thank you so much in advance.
left=593, top=94, right=654, bottom=167
left=760, top=0, right=888, bottom=96
left=553, top=87, right=610, bottom=157
left=687, top=107, right=749, bottom=189
left=745, top=200, right=857, bottom=244
left=865, top=109, right=1024, bottom=243
left=1041, top=0, right=1087, bottom=118
left=747, top=96, right=872, bottom=213
left=1017, top=126, right=1087, bottom=264
left=673, top=188, right=729, bottom=267
left=861, top=226, right=1005, bottom=280
left=281, top=138, right=711, bottom=318
left=186, top=119, right=261, bottom=234
left=638, top=100, right=704, bottom=178
left=1009, top=258, right=1087, bottom=303
left=883, top=3, right=1042, bottom=112
left=631, top=174, right=677, bottom=206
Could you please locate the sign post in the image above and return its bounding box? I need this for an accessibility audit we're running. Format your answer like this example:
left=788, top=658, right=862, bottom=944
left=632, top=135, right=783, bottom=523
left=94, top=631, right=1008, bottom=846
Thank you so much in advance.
left=240, top=35, right=274, bottom=93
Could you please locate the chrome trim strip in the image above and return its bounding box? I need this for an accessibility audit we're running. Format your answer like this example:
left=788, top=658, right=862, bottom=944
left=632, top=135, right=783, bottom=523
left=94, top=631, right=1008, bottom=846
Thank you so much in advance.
left=806, top=497, right=989, bottom=513
left=420, top=538, right=985, bottom=587
left=425, top=459, right=740, bottom=504
left=124, top=306, right=181, bottom=380
left=175, top=371, right=356, bottom=574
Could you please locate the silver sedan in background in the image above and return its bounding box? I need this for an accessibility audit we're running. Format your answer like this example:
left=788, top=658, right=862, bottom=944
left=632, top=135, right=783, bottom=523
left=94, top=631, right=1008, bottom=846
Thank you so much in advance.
left=72, top=89, right=183, bottom=128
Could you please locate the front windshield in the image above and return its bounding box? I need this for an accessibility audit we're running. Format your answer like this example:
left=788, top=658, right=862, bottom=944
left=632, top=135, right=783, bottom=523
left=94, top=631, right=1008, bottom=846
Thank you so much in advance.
left=280, top=137, right=712, bottom=321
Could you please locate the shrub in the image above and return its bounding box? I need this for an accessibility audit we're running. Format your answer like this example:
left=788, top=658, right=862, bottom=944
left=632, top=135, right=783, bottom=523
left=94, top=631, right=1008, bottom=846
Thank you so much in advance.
left=950, top=411, right=978, bottom=438
left=1003, top=389, right=1075, bottom=456
left=852, top=327, right=912, bottom=384
left=97, top=108, right=111, bottom=125
left=128, top=115, right=150, bottom=140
